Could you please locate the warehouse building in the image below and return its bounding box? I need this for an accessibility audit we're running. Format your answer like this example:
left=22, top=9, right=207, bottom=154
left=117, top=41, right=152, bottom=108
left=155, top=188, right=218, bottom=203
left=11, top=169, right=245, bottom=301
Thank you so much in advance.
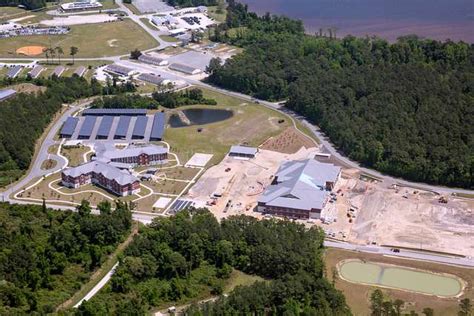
left=104, top=64, right=135, bottom=76
left=60, top=0, right=102, bottom=12
left=59, top=117, right=79, bottom=138
left=137, top=73, right=170, bottom=86
left=74, top=66, right=86, bottom=77
left=28, top=65, right=43, bottom=79
left=7, top=65, right=22, bottom=79
left=138, top=54, right=168, bottom=66
left=257, top=159, right=341, bottom=219
left=61, top=161, right=140, bottom=196
left=169, top=63, right=202, bottom=75
left=229, top=145, right=258, bottom=159
left=53, top=66, right=65, bottom=77
left=0, top=88, right=16, bottom=102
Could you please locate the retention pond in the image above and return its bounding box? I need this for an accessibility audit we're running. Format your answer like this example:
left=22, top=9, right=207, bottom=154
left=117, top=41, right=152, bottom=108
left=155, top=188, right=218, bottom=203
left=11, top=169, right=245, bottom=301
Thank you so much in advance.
left=338, top=260, right=463, bottom=297
left=168, top=108, right=233, bottom=128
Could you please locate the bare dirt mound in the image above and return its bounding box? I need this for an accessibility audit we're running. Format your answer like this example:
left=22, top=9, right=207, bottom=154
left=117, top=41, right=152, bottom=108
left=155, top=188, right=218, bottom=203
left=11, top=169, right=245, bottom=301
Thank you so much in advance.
left=260, top=127, right=315, bottom=154
left=16, top=45, right=45, bottom=56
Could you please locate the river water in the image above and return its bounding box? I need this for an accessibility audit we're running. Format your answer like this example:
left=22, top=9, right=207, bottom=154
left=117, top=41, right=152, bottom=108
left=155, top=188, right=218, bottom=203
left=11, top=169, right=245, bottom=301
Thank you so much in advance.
left=239, top=0, right=474, bottom=42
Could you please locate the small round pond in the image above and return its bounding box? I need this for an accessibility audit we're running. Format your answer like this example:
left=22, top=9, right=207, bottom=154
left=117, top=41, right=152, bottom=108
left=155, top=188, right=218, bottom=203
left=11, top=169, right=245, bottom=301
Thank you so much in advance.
left=338, top=260, right=463, bottom=297
left=168, top=108, right=233, bottom=128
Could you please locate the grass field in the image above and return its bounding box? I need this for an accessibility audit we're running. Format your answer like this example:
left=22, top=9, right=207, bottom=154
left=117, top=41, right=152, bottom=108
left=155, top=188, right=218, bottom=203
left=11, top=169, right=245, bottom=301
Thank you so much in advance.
left=41, top=159, right=57, bottom=170
left=163, top=88, right=292, bottom=167
left=0, top=20, right=158, bottom=58
left=140, top=17, right=158, bottom=30
left=160, top=35, right=179, bottom=43
left=223, top=270, right=264, bottom=293
left=207, top=6, right=227, bottom=23
left=61, top=146, right=90, bottom=167
left=325, top=248, right=473, bottom=315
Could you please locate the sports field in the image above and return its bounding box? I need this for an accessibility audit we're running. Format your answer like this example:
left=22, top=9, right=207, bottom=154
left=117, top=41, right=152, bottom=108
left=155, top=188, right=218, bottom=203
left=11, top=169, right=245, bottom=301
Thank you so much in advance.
left=0, top=20, right=158, bottom=58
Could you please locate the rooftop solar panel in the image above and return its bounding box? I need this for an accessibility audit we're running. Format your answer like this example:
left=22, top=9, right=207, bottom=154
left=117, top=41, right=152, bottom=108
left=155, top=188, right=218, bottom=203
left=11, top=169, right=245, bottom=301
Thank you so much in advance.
left=83, top=108, right=147, bottom=116
left=150, top=112, right=166, bottom=141
left=60, top=117, right=79, bottom=138
left=132, top=116, right=148, bottom=139
left=78, top=116, right=97, bottom=139
left=96, top=116, right=114, bottom=139
left=114, top=116, right=132, bottom=139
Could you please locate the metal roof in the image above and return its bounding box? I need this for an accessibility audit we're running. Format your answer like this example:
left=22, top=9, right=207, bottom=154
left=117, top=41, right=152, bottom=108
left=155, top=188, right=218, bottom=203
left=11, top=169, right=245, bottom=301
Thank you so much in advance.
left=137, top=73, right=166, bottom=85
left=78, top=116, right=97, bottom=138
left=114, top=116, right=132, bottom=137
left=28, top=65, right=43, bottom=78
left=74, top=66, right=86, bottom=77
left=97, top=144, right=167, bottom=161
left=63, top=161, right=138, bottom=186
left=83, top=108, right=147, bottom=116
left=229, top=145, right=258, bottom=156
left=60, top=116, right=79, bottom=137
left=0, top=89, right=16, bottom=101
left=7, top=66, right=22, bottom=78
left=132, top=116, right=148, bottom=138
left=150, top=112, right=166, bottom=140
left=96, top=116, right=114, bottom=138
left=53, top=66, right=65, bottom=77
left=259, top=159, right=341, bottom=211
left=138, top=54, right=167, bottom=66
left=105, top=64, right=133, bottom=76
left=169, top=63, right=201, bottom=75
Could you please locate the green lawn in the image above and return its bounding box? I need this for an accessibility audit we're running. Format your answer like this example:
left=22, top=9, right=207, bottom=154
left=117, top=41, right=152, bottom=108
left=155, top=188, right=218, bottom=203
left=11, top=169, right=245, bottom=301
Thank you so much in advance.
left=140, top=17, right=158, bottom=30
left=163, top=88, right=292, bottom=166
left=0, top=19, right=158, bottom=58
left=224, top=270, right=264, bottom=293
left=160, top=35, right=179, bottom=43
left=207, top=6, right=227, bottom=23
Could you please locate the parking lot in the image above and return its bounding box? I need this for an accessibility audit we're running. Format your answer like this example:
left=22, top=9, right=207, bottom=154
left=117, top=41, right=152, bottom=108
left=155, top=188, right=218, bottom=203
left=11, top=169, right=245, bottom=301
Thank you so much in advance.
left=133, top=0, right=172, bottom=13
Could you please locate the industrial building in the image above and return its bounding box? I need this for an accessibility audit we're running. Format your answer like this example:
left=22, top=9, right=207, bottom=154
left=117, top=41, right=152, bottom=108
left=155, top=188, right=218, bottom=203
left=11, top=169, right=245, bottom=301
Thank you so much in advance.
left=137, top=73, right=169, bottom=86
left=28, top=65, right=43, bottom=79
left=60, top=0, right=102, bottom=12
left=96, top=116, right=114, bottom=139
left=61, top=161, right=140, bottom=196
left=59, top=117, right=79, bottom=138
left=138, top=54, right=168, bottom=66
left=150, top=112, right=166, bottom=141
left=104, top=64, right=135, bottom=77
left=229, top=146, right=258, bottom=159
left=132, top=116, right=148, bottom=139
left=95, top=144, right=168, bottom=167
left=257, top=159, right=341, bottom=219
left=0, top=89, right=16, bottom=102
left=169, top=63, right=202, bottom=75
left=74, top=66, right=86, bottom=77
left=7, top=65, right=22, bottom=79
left=53, top=66, right=65, bottom=77
left=78, top=116, right=97, bottom=139
left=114, top=116, right=132, bottom=139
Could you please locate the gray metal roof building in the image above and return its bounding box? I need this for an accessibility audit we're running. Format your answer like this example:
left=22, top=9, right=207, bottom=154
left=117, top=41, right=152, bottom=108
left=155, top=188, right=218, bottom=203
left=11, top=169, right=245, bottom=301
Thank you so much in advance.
left=229, top=145, right=258, bottom=158
left=105, top=64, right=134, bottom=76
left=28, top=65, right=43, bottom=78
left=132, top=116, right=148, bottom=139
left=96, top=116, right=114, bottom=139
left=137, top=73, right=166, bottom=85
left=150, top=112, right=166, bottom=141
left=258, top=159, right=341, bottom=218
left=169, top=63, right=202, bottom=75
left=53, top=66, right=65, bottom=77
left=114, top=116, right=132, bottom=139
left=138, top=54, right=168, bottom=66
left=78, top=116, right=97, bottom=139
left=74, top=66, right=86, bottom=77
left=0, top=89, right=16, bottom=102
left=82, top=108, right=147, bottom=116
left=63, top=161, right=138, bottom=186
left=60, top=116, right=79, bottom=138
left=7, top=66, right=22, bottom=78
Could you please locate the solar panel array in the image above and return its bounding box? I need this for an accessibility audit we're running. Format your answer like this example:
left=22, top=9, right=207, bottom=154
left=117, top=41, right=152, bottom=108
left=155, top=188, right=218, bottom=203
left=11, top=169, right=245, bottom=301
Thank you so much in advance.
left=7, top=66, right=22, bottom=78
left=150, top=112, right=166, bottom=141
left=60, top=117, right=79, bottom=138
left=138, top=73, right=165, bottom=85
left=171, top=199, right=195, bottom=212
left=28, top=65, right=43, bottom=78
left=96, top=116, right=114, bottom=139
left=83, top=108, right=147, bottom=116
left=132, top=116, right=148, bottom=139
left=78, top=116, right=97, bottom=139
left=114, top=116, right=132, bottom=139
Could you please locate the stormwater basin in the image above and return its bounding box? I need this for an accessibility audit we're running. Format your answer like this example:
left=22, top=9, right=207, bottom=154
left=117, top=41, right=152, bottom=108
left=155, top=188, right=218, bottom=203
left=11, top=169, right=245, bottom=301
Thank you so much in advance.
left=168, top=108, right=233, bottom=128
left=338, top=260, right=463, bottom=297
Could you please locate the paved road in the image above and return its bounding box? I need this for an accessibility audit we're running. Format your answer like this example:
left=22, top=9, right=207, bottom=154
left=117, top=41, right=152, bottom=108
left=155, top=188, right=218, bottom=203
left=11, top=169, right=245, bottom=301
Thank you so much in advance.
left=324, top=240, right=474, bottom=268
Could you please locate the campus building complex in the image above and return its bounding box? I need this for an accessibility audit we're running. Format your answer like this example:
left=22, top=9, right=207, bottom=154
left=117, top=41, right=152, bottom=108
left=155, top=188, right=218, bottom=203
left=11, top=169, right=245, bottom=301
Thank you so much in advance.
left=96, top=144, right=168, bottom=167
left=61, top=161, right=140, bottom=196
left=257, top=159, right=341, bottom=219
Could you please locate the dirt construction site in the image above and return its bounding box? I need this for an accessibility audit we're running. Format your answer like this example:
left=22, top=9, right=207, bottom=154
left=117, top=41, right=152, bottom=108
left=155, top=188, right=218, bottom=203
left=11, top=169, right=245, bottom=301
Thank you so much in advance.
left=323, top=171, right=474, bottom=257
left=186, top=147, right=319, bottom=220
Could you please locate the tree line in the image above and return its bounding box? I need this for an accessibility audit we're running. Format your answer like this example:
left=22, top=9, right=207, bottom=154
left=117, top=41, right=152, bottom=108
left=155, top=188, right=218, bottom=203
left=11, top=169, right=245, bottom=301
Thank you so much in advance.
left=0, top=0, right=47, bottom=10
left=0, top=76, right=102, bottom=188
left=0, top=200, right=132, bottom=314
left=76, top=209, right=350, bottom=315
left=165, top=0, right=217, bottom=7
left=205, top=0, right=474, bottom=188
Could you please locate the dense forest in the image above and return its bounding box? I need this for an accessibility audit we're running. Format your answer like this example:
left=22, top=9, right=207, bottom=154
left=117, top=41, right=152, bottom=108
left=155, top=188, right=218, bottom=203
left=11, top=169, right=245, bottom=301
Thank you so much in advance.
left=165, top=0, right=217, bottom=7
left=0, top=76, right=102, bottom=187
left=0, top=201, right=132, bottom=314
left=206, top=0, right=474, bottom=188
left=78, top=209, right=349, bottom=315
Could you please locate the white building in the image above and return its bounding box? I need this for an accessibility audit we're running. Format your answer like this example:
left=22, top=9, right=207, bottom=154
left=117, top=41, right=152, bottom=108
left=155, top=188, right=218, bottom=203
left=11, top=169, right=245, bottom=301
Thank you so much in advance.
left=60, top=0, right=102, bottom=12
